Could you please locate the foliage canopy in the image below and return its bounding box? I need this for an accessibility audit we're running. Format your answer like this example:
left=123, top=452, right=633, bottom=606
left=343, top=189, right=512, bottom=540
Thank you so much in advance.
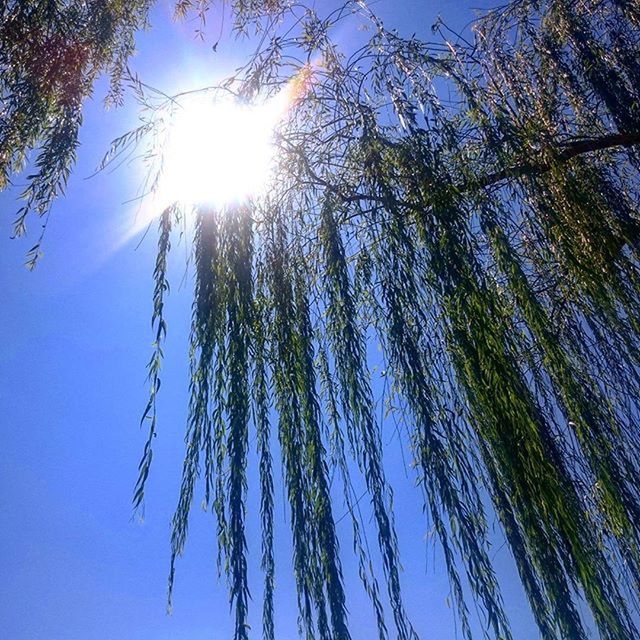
left=3, top=1, right=640, bottom=639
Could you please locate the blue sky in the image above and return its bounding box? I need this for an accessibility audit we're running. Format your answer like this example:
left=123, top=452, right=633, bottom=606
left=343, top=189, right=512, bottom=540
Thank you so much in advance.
left=0, top=2, right=539, bottom=639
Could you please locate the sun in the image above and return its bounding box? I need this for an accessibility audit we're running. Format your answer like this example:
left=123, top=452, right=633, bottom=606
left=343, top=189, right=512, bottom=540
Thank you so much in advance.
left=117, top=69, right=312, bottom=251
left=157, top=94, right=280, bottom=210
left=140, top=65, right=312, bottom=220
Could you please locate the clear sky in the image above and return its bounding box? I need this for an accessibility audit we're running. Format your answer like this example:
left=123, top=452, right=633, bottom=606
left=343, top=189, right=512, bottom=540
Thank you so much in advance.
left=0, top=2, right=539, bottom=639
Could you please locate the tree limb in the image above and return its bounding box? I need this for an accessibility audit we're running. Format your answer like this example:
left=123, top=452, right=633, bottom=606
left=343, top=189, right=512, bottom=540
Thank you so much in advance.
left=470, top=131, right=640, bottom=191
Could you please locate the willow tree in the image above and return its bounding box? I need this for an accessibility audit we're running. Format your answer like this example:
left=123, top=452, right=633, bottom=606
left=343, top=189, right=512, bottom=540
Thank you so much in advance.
left=4, top=1, right=640, bottom=639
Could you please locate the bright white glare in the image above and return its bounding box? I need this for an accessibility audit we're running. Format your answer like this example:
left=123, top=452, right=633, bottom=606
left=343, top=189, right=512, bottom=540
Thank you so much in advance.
left=157, top=94, right=282, bottom=209
left=113, top=70, right=311, bottom=255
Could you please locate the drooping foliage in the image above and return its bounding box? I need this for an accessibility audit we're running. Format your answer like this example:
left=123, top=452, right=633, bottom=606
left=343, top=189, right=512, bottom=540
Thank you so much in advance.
left=0, top=0, right=154, bottom=264
left=5, top=0, right=640, bottom=639
left=0, top=0, right=285, bottom=266
left=132, top=1, right=640, bottom=638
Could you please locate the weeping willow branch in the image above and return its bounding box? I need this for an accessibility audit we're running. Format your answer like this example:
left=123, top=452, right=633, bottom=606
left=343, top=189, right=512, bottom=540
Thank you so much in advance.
left=470, top=130, right=640, bottom=190
left=298, top=130, right=640, bottom=209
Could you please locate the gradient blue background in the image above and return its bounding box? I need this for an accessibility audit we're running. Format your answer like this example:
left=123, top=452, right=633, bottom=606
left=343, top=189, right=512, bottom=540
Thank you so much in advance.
left=0, top=2, right=538, bottom=638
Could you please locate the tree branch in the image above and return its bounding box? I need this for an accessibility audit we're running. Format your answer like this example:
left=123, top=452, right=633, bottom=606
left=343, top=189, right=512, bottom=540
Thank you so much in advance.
left=469, top=131, right=640, bottom=191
